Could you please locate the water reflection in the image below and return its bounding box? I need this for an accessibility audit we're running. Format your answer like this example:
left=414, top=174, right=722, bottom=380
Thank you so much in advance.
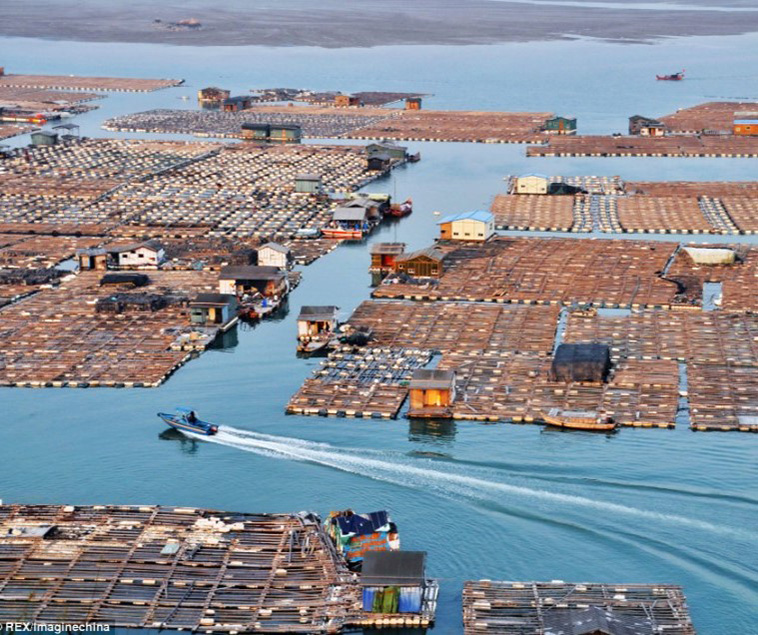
left=408, top=418, right=458, bottom=443
left=208, top=325, right=239, bottom=351
left=158, top=428, right=200, bottom=454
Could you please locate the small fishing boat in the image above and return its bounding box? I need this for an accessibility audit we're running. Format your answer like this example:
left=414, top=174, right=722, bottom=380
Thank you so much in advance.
left=387, top=198, right=413, bottom=218
left=157, top=407, right=219, bottom=436
left=656, top=69, right=685, bottom=81
left=542, top=408, right=617, bottom=432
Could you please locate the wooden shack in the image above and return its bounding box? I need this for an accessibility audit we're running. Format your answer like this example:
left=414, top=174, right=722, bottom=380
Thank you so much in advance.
left=297, top=305, right=339, bottom=352
left=30, top=130, right=58, bottom=146
left=335, top=94, right=361, bottom=108
left=394, top=248, right=445, bottom=278
left=295, top=173, right=323, bottom=194
left=367, top=153, right=392, bottom=171
left=513, top=173, right=549, bottom=195
left=405, top=97, right=422, bottom=110
left=257, top=242, right=293, bottom=270
left=367, top=141, right=407, bottom=161
left=543, top=116, right=577, bottom=135
left=550, top=343, right=611, bottom=383
left=76, top=247, right=107, bottom=271
left=629, top=115, right=666, bottom=136
left=241, top=122, right=271, bottom=141
left=361, top=551, right=430, bottom=616
left=437, top=210, right=495, bottom=241
left=370, top=242, right=406, bottom=272
left=218, top=265, right=287, bottom=298
left=222, top=96, right=252, bottom=112
left=734, top=118, right=758, bottom=136
left=197, top=86, right=230, bottom=106
left=408, top=369, right=456, bottom=418
left=107, top=240, right=165, bottom=268
left=269, top=124, right=302, bottom=143
left=189, top=293, right=238, bottom=328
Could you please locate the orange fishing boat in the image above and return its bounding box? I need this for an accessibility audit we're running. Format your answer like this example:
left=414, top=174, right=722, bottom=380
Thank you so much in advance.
left=542, top=408, right=617, bottom=432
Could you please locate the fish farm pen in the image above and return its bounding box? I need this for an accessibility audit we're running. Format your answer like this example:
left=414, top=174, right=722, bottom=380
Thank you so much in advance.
left=659, top=101, right=758, bottom=134
left=0, top=74, right=183, bottom=92
left=462, top=580, right=695, bottom=634
left=0, top=124, right=35, bottom=141
left=0, top=504, right=438, bottom=633
left=0, top=504, right=352, bottom=633
left=104, top=107, right=560, bottom=144
left=526, top=134, right=758, bottom=158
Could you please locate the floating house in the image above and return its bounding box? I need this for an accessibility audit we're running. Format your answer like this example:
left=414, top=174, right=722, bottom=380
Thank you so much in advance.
left=366, top=141, right=407, bottom=161
left=408, top=369, right=456, bottom=418
left=394, top=247, right=445, bottom=278
left=241, top=122, right=271, bottom=141
left=295, top=173, right=323, bottom=194
left=405, top=97, right=422, bottom=110
left=30, top=130, right=58, bottom=146
left=323, top=205, right=378, bottom=240
left=197, top=86, right=230, bottom=106
left=218, top=265, right=288, bottom=298
left=629, top=114, right=666, bottom=136
left=513, top=173, right=549, bottom=195
left=324, top=509, right=400, bottom=569
left=360, top=551, right=438, bottom=627
left=734, top=118, right=758, bottom=136
left=76, top=247, right=108, bottom=271
left=297, top=305, right=340, bottom=353
left=370, top=242, right=406, bottom=272
left=543, top=115, right=577, bottom=135
left=367, top=153, right=392, bottom=171
left=257, top=242, right=293, bottom=270
left=550, top=343, right=611, bottom=383
left=222, top=96, right=252, bottom=112
left=189, top=293, right=238, bottom=328
left=107, top=240, right=165, bottom=268
left=437, top=210, right=495, bottom=241
left=335, top=94, right=361, bottom=107
left=269, top=123, right=302, bottom=143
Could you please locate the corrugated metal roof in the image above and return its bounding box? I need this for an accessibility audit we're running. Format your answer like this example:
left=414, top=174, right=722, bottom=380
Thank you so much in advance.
left=333, top=207, right=368, bottom=222
left=437, top=210, right=493, bottom=225
left=410, top=368, right=455, bottom=389
left=396, top=247, right=445, bottom=263
left=361, top=551, right=426, bottom=587
left=259, top=242, right=290, bottom=254
left=219, top=265, right=284, bottom=281
left=190, top=293, right=237, bottom=307
left=371, top=242, right=406, bottom=255
left=298, top=305, right=339, bottom=321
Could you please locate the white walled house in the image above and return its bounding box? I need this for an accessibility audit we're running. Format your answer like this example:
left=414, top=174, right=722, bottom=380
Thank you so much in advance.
left=257, top=242, right=293, bottom=270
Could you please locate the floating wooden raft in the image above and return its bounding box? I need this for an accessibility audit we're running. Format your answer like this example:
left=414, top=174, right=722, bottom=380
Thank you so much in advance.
left=0, top=504, right=356, bottom=633
left=462, top=580, right=695, bottom=634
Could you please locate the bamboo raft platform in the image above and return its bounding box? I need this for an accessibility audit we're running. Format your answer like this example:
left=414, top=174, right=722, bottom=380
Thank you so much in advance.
left=0, top=270, right=220, bottom=388
left=527, top=134, right=758, bottom=158
left=0, top=123, right=35, bottom=141
left=348, top=301, right=559, bottom=355
left=660, top=101, right=758, bottom=134
left=372, top=237, right=682, bottom=309
left=348, top=110, right=553, bottom=143
left=0, top=504, right=359, bottom=633
left=0, top=74, right=183, bottom=92
left=105, top=107, right=556, bottom=144
left=505, top=174, right=624, bottom=196
left=286, top=346, right=433, bottom=419
left=437, top=351, right=678, bottom=428
left=490, top=195, right=578, bottom=232
left=462, top=580, right=695, bottom=634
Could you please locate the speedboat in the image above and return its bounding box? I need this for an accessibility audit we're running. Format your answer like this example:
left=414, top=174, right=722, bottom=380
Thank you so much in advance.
left=157, top=407, right=219, bottom=436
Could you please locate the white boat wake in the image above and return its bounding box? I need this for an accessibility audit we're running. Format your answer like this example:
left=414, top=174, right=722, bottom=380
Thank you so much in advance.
left=191, top=426, right=756, bottom=542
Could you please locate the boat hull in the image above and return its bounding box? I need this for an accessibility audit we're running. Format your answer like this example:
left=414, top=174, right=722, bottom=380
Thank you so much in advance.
left=158, top=413, right=218, bottom=436
left=322, top=228, right=365, bottom=240
left=542, top=414, right=617, bottom=432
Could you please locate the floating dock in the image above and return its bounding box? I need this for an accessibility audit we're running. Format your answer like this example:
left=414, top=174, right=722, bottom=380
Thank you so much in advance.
left=0, top=504, right=355, bottom=633
left=0, top=123, right=35, bottom=141
left=659, top=100, right=757, bottom=134
left=0, top=74, right=183, bottom=93
left=462, top=580, right=695, bottom=634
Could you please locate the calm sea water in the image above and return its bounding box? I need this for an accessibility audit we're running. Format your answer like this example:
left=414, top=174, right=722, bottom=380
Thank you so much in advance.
left=1, top=33, right=757, bottom=634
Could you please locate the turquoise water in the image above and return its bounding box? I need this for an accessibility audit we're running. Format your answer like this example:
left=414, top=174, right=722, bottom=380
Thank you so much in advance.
left=1, top=34, right=758, bottom=633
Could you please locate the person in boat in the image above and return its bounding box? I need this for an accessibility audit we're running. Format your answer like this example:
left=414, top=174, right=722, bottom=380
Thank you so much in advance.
left=187, top=410, right=197, bottom=423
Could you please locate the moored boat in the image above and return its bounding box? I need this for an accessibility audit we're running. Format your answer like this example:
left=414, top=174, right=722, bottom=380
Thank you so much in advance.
left=157, top=407, right=219, bottom=436
left=542, top=408, right=617, bottom=432
left=387, top=198, right=413, bottom=218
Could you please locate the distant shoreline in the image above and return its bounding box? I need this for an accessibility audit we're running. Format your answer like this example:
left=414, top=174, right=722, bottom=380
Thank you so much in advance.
left=2, top=0, right=758, bottom=48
